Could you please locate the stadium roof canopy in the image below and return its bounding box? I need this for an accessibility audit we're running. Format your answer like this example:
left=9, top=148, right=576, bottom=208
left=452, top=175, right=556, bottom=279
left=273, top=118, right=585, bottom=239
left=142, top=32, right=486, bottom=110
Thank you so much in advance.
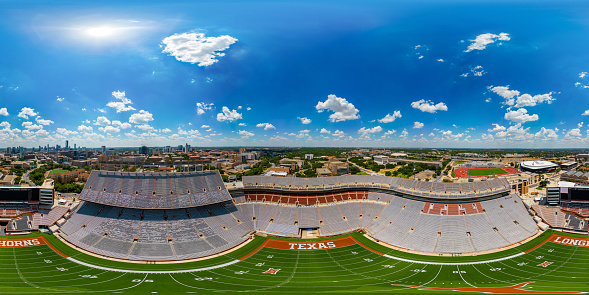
left=520, top=160, right=558, bottom=170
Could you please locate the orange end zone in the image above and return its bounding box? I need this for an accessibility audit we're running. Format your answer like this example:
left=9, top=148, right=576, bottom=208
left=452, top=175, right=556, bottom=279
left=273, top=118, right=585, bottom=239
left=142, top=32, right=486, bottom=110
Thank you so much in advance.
left=0, top=236, right=68, bottom=258
left=525, top=234, right=589, bottom=253
left=239, top=236, right=381, bottom=260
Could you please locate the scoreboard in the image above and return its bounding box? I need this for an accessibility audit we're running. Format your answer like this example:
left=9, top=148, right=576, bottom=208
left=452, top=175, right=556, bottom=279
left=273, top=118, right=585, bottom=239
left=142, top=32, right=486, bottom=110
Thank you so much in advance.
left=569, top=187, right=589, bottom=202
left=0, top=187, right=40, bottom=202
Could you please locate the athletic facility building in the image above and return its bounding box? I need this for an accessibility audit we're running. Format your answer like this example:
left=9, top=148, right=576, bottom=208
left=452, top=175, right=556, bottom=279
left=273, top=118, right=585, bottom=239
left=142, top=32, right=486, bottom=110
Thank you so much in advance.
left=453, top=162, right=519, bottom=178
left=520, top=160, right=558, bottom=174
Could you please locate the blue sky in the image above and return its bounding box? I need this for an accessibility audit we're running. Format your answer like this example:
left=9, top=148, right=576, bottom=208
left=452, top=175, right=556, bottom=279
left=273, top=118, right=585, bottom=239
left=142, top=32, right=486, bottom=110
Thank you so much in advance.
left=2, top=0, right=589, bottom=148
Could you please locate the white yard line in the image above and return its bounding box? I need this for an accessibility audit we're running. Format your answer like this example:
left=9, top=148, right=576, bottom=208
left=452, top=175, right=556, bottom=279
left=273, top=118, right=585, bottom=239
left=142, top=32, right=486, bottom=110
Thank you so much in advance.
left=383, top=252, right=525, bottom=265
left=66, top=257, right=240, bottom=274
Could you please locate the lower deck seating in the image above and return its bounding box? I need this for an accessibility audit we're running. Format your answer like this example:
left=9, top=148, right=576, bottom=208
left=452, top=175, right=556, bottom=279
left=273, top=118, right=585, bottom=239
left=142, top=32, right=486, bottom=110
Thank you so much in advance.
left=59, top=201, right=248, bottom=261
left=61, top=192, right=539, bottom=260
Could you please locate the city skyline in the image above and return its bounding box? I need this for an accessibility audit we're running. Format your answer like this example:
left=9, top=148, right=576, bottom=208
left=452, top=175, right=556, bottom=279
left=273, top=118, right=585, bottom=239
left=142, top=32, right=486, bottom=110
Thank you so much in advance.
left=2, top=1, right=589, bottom=148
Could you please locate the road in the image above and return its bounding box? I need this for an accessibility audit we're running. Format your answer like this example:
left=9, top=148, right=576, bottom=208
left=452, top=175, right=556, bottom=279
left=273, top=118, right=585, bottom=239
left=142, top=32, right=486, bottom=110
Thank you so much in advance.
left=349, top=161, right=384, bottom=176
left=22, top=170, right=35, bottom=186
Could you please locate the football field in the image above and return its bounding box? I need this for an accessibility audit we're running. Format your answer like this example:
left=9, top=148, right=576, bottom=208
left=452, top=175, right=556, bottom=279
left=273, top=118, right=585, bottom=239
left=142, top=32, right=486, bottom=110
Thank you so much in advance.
left=0, top=231, right=588, bottom=294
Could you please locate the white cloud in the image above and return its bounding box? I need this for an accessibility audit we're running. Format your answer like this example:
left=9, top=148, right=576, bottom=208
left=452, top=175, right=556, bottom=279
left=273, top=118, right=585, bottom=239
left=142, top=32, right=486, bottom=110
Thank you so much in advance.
left=82, top=108, right=87, bottom=112
left=177, top=127, right=202, bottom=137
left=384, top=130, right=396, bottom=136
left=565, top=128, right=582, bottom=138
left=17, top=107, right=37, bottom=119
left=112, top=120, right=132, bottom=129
left=437, top=59, right=444, bottom=62
left=196, top=102, right=214, bottom=115
left=296, top=129, right=311, bottom=138
left=35, top=116, right=54, bottom=125
left=583, top=110, right=589, bottom=116
left=238, top=123, right=247, bottom=126
left=238, top=130, right=254, bottom=138
left=57, top=96, right=65, bottom=102
left=201, top=125, right=210, bottom=128
left=78, top=125, right=93, bottom=132
left=489, top=85, right=554, bottom=108
left=378, top=111, right=402, bottom=123
left=410, top=99, right=448, bottom=113
left=471, top=65, right=485, bottom=77
left=465, top=33, right=510, bottom=52
left=97, top=108, right=106, bottom=113
left=94, top=116, right=111, bottom=126
left=246, top=107, right=251, bottom=111
left=400, top=129, right=409, bottom=138
left=441, top=130, right=464, bottom=139
left=256, top=123, right=276, bottom=130
left=56, top=128, right=78, bottom=136
left=129, top=110, right=154, bottom=124
left=107, top=91, right=136, bottom=113
left=161, top=32, right=238, bottom=67
left=358, top=126, right=382, bottom=137
left=22, top=122, right=43, bottom=130
left=0, top=108, right=7, bottom=116
left=136, top=124, right=155, bottom=132
left=333, top=130, right=346, bottom=138
left=298, top=117, right=311, bottom=124
left=579, top=122, right=584, bottom=128
left=161, top=128, right=172, bottom=133
left=216, top=106, right=242, bottom=122
left=99, top=126, right=120, bottom=133
left=504, top=108, right=539, bottom=123
left=316, top=94, right=360, bottom=122
left=413, top=121, right=424, bottom=129
left=488, top=123, right=506, bottom=132
left=535, top=127, right=559, bottom=140
left=320, top=128, right=331, bottom=134
left=580, top=72, right=587, bottom=78
left=237, top=106, right=242, bottom=109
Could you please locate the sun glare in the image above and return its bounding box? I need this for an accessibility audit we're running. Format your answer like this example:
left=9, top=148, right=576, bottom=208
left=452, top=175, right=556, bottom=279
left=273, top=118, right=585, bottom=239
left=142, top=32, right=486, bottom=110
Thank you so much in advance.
left=86, top=26, right=115, bottom=37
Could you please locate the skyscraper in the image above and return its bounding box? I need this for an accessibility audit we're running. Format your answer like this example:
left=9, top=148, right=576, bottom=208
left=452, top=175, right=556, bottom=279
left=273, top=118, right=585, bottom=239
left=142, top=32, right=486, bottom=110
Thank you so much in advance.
left=65, top=140, right=69, bottom=149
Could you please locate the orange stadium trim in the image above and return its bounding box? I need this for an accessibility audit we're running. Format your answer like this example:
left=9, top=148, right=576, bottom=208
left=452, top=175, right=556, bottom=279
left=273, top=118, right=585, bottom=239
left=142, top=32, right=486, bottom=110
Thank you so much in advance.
left=239, top=236, right=367, bottom=260
left=0, top=237, right=68, bottom=258
left=525, top=234, right=589, bottom=254
left=397, top=282, right=582, bottom=294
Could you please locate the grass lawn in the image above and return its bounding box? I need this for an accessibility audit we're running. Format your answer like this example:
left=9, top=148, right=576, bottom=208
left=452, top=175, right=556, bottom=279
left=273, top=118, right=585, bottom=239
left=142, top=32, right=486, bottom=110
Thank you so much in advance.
left=466, top=167, right=508, bottom=176
left=1, top=230, right=588, bottom=294
left=48, top=169, right=69, bottom=174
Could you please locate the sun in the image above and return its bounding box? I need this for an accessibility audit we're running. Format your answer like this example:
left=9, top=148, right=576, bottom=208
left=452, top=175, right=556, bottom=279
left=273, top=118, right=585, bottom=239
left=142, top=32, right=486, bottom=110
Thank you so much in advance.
left=86, top=26, right=115, bottom=37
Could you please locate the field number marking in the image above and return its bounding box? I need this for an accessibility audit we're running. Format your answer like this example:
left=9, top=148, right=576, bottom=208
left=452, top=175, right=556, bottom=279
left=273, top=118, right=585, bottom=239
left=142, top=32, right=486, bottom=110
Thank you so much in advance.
left=235, top=271, right=249, bottom=275
left=383, top=265, right=395, bottom=268
left=364, top=258, right=373, bottom=262
left=412, top=269, right=427, bottom=273
left=56, top=267, right=68, bottom=271
left=453, top=271, right=466, bottom=274
left=490, top=268, right=502, bottom=271
left=194, top=277, right=213, bottom=281
left=256, top=262, right=265, bottom=267
left=267, top=255, right=274, bottom=259
left=79, top=275, right=97, bottom=279
left=44, top=259, right=52, bottom=263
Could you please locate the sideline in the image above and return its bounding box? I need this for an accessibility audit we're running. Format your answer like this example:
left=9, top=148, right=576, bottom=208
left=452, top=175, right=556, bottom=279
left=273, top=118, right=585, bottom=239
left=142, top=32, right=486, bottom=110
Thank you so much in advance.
left=383, top=252, right=526, bottom=265
left=66, top=257, right=241, bottom=274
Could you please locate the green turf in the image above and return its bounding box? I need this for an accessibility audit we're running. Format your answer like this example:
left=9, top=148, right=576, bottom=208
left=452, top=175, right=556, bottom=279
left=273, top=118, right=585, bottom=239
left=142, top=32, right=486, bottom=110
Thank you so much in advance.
left=466, top=168, right=508, bottom=176
left=0, top=230, right=588, bottom=294
left=48, top=169, right=68, bottom=175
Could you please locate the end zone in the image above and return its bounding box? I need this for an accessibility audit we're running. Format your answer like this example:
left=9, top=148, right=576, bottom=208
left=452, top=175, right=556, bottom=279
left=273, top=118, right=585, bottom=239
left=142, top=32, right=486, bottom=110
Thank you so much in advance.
left=0, top=236, right=68, bottom=258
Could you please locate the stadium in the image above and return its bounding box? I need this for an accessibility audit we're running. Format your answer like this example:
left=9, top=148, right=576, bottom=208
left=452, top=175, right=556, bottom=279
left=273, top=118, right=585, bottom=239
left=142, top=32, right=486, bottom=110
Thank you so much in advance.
left=1, top=170, right=589, bottom=294
left=453, top=162, right=520, bottom=178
